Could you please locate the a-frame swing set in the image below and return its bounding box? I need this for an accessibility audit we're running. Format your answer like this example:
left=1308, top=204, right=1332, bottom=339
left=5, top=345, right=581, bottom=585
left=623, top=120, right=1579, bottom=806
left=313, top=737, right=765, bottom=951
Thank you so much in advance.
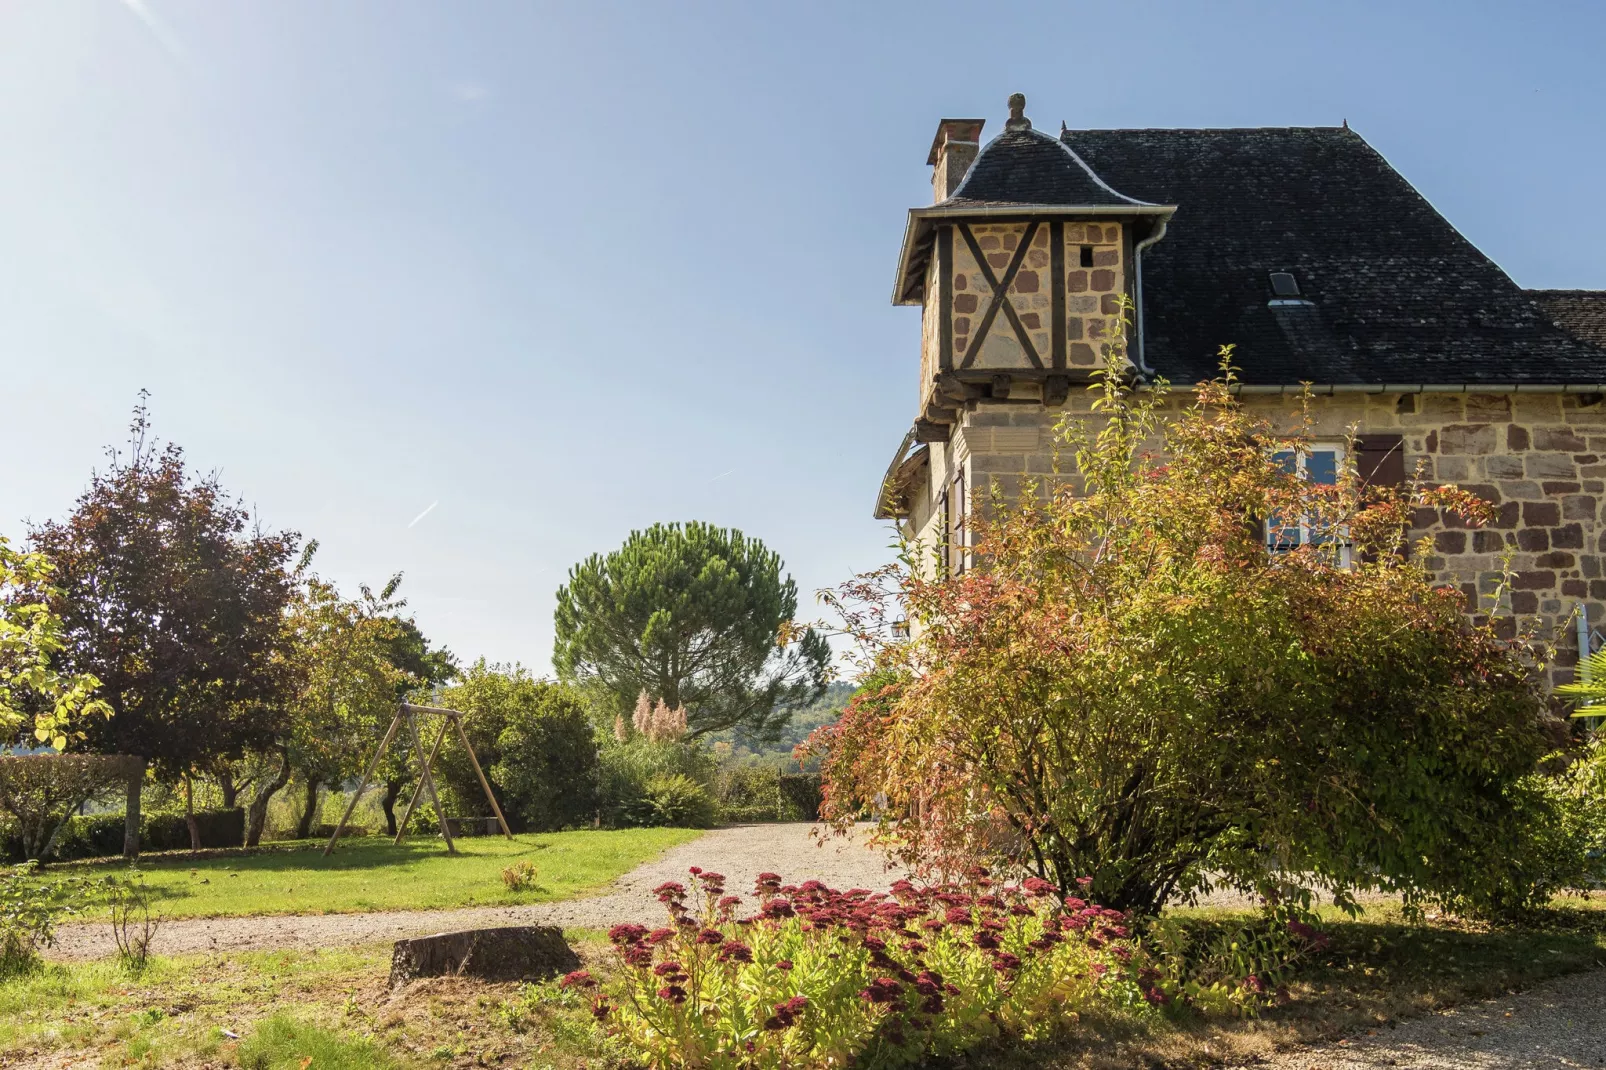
left=323, top=702, right=511, bottom=856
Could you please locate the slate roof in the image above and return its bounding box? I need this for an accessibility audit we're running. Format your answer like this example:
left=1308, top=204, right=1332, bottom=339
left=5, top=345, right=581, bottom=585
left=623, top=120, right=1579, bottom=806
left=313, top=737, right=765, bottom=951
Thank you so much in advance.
left=1530, top=289, right=1606, bottom=349
left=944, top=125, right=1157, bottom=210
left=1037, top=127, right=1606, bottom=385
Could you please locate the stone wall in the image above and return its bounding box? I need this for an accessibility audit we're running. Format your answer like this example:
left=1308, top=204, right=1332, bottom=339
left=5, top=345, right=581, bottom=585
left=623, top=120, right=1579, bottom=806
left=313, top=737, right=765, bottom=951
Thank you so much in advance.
left=907, top=390, right=1606, bottom=684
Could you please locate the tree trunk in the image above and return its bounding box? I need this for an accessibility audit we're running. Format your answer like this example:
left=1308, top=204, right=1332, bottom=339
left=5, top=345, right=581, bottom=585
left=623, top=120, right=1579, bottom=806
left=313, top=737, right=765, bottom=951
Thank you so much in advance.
left=246, top=746, right=292, bottom=847
left=381, top=778, right=404, bottom=838
left=219, top=769, right=237, bottom=809
left=122, top=758, right=146, bottom=860
left=183, top=774, right=201, bottom=851
left=294, top=776, right=320, bottom=839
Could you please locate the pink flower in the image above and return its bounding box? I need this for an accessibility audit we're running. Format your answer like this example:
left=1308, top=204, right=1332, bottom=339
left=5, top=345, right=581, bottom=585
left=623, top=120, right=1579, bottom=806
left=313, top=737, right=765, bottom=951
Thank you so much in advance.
left=559, top=969, right=595, bottom=989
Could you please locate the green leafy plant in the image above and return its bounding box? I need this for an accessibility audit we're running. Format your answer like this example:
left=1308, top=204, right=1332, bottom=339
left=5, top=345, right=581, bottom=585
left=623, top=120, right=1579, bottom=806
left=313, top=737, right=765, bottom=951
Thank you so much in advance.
left=579, top=867, right=1168, bottom=1069
left=0, top=861, right=86, bottom=975
left=635, top=774, right=717, bottom=829
left=814, top=353, right=1558, bottom=919
left=104, top=870, right=161, bottom=972
left=0, top=754, right=142, bottom=861
left=501, top=860, right=540, bottom=892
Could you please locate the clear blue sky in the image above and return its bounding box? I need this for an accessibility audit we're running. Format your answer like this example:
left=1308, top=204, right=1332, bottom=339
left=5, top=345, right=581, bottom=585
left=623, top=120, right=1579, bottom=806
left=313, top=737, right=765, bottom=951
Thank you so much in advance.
left=3, top=1, right=1603, bottom=672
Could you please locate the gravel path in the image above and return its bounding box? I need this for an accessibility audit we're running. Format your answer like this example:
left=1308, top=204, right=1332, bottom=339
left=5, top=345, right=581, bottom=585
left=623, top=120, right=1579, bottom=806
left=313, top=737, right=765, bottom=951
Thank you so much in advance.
left=45, top=823, right=902, bottom=961
left=1246, top=967, right=1606, bottom=1069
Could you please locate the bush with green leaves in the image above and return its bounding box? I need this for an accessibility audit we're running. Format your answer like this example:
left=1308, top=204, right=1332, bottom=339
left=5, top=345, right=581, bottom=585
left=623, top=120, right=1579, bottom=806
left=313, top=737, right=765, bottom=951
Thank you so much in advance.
left=598, top=737, right=717, bottom=827
left=0, top=861, right=90, bottom=975
left=571, top=866, right=1268, bottom=1069
left=633, top=774, right=717, bottom=828
left=714, top=762, right=782, bottom=823
left=435, top=663, right=599, bottom=832
left=0, top=754, right=142, bottom=861
left=816, top=360, right=1560, bottom=918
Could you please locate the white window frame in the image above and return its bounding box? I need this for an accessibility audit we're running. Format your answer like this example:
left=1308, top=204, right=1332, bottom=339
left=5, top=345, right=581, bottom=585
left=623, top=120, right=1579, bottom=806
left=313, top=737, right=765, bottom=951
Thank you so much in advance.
left=1266, top=443, right=1352, bottom=567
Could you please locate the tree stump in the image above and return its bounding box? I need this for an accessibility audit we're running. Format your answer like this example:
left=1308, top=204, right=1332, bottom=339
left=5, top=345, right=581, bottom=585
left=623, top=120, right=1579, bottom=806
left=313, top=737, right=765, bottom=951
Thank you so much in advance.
left=388, top=925, right=580, bottom=988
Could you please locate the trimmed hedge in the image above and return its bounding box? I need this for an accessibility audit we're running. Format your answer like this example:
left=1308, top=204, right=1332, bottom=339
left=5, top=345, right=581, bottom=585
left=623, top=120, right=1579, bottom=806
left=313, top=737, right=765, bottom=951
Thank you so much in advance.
left=778, top=773, right=822, bottom=821
left=3, top=807, right=246, bottom=861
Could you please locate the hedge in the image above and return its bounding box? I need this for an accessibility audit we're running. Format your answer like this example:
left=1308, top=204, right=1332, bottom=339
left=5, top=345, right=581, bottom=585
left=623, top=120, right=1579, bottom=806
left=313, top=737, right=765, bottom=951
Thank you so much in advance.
left=2, top=807, right=245, bottom=861
left=778, top=774, right=822, bottom=821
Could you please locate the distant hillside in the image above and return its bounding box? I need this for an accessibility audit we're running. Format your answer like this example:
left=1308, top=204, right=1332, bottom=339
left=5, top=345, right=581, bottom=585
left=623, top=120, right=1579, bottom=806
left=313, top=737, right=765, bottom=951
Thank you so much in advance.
left=711, top=681, right=857, bottom=768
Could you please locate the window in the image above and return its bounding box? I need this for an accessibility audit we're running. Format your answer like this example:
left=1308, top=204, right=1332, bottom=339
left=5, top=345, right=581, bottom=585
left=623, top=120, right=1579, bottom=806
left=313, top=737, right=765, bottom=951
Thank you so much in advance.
left=1269, top=271, right=1300, bottom=297
left=1079, top=245, right=1095, bottom=268
left=948, top=468, right=968, bottom=575
left=1266, top=445, right=1351, bottom=566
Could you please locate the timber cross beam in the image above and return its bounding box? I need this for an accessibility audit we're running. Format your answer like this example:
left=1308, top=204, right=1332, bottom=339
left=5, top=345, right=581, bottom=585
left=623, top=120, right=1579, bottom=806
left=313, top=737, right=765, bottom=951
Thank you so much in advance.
left=322, top=702, right=514, bottom=857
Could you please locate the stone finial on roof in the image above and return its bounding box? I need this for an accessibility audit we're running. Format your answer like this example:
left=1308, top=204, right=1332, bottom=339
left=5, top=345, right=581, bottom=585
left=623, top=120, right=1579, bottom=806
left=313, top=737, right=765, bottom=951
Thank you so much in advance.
left=1006, top=93, right=1030, bottom=131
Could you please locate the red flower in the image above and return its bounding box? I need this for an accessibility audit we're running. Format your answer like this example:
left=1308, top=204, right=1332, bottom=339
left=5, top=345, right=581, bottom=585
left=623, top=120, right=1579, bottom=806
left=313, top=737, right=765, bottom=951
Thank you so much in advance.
left=717, top=941, right=753, bottom=964
left=859, top=977, right=903, bottom=1004
left=559, top=969, right=595, bottom=989
left=653, top=881, right=687, bottom=900
left=1022, top=877, right=1055, bottom=897
left=775, top=959, right=793, bottom=971
left=646, top=927, right=676, bottom=945
left=992, top=952, right=1022, bottom=971
left=653, top=960, right=684, bottom=977
left=657, top=984, right=688, bottom=1003
left=696, top=928, right=724, bottom=945
left=973, top=931, right=1000, bottom=950
left=608, top=923, right=648, bottom=945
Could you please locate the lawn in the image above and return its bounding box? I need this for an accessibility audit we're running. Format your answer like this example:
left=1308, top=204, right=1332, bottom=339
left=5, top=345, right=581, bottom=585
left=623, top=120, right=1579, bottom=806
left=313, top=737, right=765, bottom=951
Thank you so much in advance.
left=5, top=895, right=1602, bottom=1069
left=48, top=827, right=703, bottom=920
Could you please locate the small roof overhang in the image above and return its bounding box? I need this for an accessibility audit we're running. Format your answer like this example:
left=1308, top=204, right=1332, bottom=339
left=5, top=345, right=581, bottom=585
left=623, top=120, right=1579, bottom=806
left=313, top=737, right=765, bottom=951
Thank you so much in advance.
left=891, top=202, right=1176, bottom=306
left=872, top=430, right=930, bottom=520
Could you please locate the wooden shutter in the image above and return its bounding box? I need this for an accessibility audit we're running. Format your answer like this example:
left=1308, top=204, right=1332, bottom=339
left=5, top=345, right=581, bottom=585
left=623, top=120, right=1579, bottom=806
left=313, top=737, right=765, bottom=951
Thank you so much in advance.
left=1354, top=434, right=1406, bottom=489
left=951, top=469, right=967, bottom=575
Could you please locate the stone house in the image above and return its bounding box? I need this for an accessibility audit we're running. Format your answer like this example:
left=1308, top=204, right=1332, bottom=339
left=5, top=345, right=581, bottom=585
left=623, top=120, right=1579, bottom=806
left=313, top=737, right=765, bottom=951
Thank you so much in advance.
left=876, top=94, right=1606, bottom=680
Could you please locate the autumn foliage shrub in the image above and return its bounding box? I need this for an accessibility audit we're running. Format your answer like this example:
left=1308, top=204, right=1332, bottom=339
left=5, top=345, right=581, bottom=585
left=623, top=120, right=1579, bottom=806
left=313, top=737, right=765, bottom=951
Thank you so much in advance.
left=815, top=356, right=1561, bottom=919
left=574, top=867, right=1176, bottom=1069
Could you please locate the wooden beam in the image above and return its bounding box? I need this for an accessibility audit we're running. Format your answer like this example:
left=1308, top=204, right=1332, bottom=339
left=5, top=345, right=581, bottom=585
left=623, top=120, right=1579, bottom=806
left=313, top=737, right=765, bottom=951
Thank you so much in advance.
left=323, top=707, right=404, bottom=857
left=1044, top=374, right=1071, bottom=406
left=453, top=716, right=514, bottom=840
left=937, top=225, right=954, bottom=372
left=991, top=374, right=1013, bottom=400
left=914, top=419, right=951, bottom=443
left=405, top=708, right=456, bottom=855
left=1050, top=221, right=1066, bottom=370
left=394, top=714, right=452, bottom=845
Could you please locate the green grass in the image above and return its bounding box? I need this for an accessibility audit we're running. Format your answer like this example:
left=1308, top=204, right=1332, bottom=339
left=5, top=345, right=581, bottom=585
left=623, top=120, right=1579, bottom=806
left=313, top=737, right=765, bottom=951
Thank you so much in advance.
left=50, top=827, right=703, bottom=919
left=237, top=1012, right=399, bottom=1069
left=3, top=897, right=1603, bottom=1069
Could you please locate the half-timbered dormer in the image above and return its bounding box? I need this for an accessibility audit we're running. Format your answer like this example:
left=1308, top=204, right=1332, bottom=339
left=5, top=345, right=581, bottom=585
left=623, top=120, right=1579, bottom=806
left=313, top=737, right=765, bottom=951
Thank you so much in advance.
left=892, top=94, right=1176, bottom=442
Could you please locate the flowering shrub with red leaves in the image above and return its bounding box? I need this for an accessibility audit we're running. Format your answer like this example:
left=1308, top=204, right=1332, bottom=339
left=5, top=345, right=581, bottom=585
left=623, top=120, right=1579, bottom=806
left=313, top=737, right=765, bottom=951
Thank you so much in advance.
left=812, top=349, right=1560, bottom=920
left=585, top=866, right=1166, bottom=1068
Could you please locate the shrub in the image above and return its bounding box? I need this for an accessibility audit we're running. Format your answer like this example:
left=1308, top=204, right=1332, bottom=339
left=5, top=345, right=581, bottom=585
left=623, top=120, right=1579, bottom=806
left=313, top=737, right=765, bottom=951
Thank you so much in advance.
left=777, top=773, right=822, bottom=821
left=714, top=763, right=781, bottom=823
left=0, top=861, right=87, bottom=975
left=0, top=754, right=141, bottom=860
left=502, top=860, right=539, bottom=892
left=142, top=808, right=245, bottom=852
left=815, top=360, right=1558, bottom=918
left=580, top=867, right=1172, bottom=1069
left=635, top=774, right=717, bottom=828
left=598, top=737, right=717, bottom=827
left=436, top=664, right=599, bottom=831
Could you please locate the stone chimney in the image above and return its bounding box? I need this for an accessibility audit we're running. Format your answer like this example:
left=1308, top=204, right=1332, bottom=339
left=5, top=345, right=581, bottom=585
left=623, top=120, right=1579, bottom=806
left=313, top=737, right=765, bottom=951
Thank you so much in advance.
left=927, top=118, right=985, bottom=203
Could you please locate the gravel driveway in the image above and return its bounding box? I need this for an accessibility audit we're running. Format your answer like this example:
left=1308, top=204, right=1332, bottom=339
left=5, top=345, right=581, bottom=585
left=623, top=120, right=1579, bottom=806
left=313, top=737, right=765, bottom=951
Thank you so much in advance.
left=46, top=823, right=902, bottom=961
left=1244, top=967, right=1606, bottom=1069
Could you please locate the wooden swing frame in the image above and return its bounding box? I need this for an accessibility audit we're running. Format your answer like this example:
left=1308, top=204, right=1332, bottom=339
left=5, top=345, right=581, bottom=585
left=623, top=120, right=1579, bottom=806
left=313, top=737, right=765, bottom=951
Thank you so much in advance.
left=323, top=702, right=511, bottom=856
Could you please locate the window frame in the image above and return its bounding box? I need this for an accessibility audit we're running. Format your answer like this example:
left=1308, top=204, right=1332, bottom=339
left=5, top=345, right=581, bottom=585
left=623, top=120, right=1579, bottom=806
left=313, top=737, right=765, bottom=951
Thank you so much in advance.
left=1266, top=442, right=1352, bottom=567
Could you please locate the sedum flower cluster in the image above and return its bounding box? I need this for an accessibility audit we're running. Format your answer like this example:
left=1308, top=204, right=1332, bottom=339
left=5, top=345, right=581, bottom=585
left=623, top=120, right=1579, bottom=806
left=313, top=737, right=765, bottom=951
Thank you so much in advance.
left=570, top=866, right=1168, bottom=1069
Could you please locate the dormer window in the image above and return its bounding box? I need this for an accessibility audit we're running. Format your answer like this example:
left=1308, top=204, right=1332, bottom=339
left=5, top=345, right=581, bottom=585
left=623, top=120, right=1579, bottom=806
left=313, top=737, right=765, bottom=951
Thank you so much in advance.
left=1269, top=271, right=1301, bottom=297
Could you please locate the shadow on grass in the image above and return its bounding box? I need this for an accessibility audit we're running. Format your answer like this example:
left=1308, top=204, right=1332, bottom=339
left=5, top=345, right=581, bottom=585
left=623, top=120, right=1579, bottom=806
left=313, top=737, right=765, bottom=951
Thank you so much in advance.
left=954, top=899, right=1606, bottom=1070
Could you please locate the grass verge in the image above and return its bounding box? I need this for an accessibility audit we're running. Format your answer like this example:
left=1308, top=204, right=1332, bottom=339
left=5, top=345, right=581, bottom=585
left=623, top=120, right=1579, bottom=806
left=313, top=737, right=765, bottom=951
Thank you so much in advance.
left=44, top=827, right=704, bottom=920
left=5, top=894, right=1601, bottom=1069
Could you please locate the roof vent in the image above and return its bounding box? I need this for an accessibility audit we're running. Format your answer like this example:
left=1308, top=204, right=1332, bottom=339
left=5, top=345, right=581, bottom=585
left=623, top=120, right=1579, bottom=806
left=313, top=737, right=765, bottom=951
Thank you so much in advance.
left=1269, top=272, right=1301, bottom=297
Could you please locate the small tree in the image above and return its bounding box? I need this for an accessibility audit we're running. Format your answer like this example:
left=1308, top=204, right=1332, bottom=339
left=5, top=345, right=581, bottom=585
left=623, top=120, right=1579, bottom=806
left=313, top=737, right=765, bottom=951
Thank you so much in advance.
left=0, top=755, right=141, bottom=861
left=554, top=522, right=830, bottom=739
left=435, top=662, right=599, bottom=832
left=21, top=403, right=296, bottom=858
left=814, top=357, right=1557, bottom=917
left=0, top=537, right=110, bottom=749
